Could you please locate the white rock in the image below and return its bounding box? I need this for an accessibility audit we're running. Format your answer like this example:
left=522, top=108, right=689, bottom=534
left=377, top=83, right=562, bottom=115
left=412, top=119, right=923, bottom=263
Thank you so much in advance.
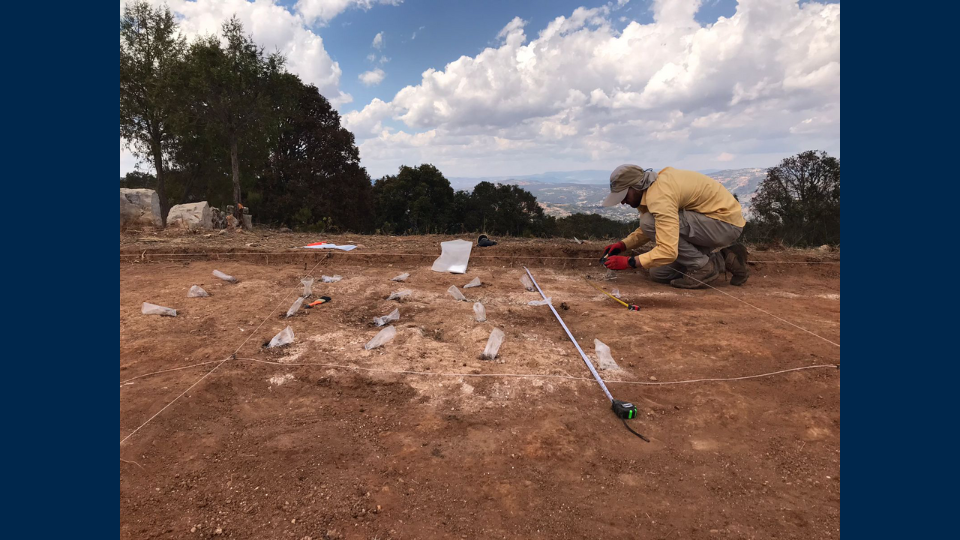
left=142, top=302, right=176, bottom=317
left=120, top=189, right=162, bottom=229
left=187, top=285, right=209, bottom=298
left=166, top=201, right=213, bottom=230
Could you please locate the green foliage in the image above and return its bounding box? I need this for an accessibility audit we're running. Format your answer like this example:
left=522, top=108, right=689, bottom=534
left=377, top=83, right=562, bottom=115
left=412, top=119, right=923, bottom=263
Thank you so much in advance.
left=119, top=1, right=186, bottom=223
left=254, top=74, right=374, bottom=232
left=119, top=171, right=156, bottom=190
left=120, top=4, right=371, bottom=231
left=176, top=17, right=283, bottom=218
left=373, top=164, right=455, bottom=234
left=551, top=213, right=637, bottom=240
left=747, top=150, right=841, bottom=246
left=455, top=182, right=551, bottom=236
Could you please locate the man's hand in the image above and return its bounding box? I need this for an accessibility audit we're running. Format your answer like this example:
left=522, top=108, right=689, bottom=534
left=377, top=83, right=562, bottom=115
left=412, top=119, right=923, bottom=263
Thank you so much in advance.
left=601, top=241, right=627, bottom=259
left=603, top=255, right=635, bottom=271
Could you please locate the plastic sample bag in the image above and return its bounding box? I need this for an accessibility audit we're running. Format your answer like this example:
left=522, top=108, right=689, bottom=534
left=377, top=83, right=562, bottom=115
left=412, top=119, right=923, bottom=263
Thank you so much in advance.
left=594, top=339, right=621, bottom=371
left=391, top=273, right=410, bottom=282
left=431, top=239, right=473, bottom=274
left=387, top=289, right=412, bottom=301
left=268, top=326, right=295, bottom=348
left=463, top=277, right=481, bottom=288
left=187, top=285, right=209, bottom=298
left=301, top=277, right=314, bottom=297
left=448, top=285, right=467, bottom=301
left=612, top=289, right=621, bottom=299
left=528, top=297, right=552, bottom=306
left=365, top=325, right=397, bottom=350
left=481, top=328, right=505, bottom=360
left=142, top=302, right=177, bottom=317
left=285, top=297, right=304, bottom=318
left=321, top=275, right=342, bottom=283
left=473, top=302, right=486, bottom=322
left=374, top=308, right=400, bottom=327
left=520, top=274, right=535, bottom=292
left=213, top=270, right=237, bottom=283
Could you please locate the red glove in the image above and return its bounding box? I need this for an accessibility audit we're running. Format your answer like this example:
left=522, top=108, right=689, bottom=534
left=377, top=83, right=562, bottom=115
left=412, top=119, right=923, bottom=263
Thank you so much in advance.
left=602, top=241, right=626, bottom=258
left=603, top=256, right=635, bottom=270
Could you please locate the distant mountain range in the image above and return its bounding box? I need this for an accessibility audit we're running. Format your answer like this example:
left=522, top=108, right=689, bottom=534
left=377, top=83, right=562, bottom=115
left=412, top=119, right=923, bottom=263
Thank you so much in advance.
left=450, top=168, right=768, bottom=222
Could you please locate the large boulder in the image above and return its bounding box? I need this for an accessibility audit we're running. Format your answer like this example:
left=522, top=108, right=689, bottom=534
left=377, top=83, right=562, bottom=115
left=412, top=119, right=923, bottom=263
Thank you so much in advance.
left=120, top=188, right=162, bottom=229
left=167, top=201, right=213, bottom=230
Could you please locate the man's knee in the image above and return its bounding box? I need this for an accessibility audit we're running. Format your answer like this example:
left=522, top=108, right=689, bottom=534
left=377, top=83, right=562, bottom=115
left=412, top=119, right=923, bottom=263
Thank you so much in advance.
left=649, top=264, right=682, bottom=283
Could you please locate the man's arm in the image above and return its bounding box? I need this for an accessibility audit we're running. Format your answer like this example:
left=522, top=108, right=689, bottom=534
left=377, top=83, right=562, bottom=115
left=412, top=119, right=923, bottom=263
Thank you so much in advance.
left=635, top=197, right=680, bottom=268
left=621, top=223, right=650, bottom=251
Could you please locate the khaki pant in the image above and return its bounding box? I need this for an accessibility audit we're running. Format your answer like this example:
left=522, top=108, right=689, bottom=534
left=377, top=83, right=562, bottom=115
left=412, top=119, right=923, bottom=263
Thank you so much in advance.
left=639, top=210, right=743, bottom=282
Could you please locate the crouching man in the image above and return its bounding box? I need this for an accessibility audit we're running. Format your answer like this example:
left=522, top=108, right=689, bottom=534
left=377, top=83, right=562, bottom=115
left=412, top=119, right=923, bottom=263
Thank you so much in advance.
left=600, top=165, right=750, bottom=288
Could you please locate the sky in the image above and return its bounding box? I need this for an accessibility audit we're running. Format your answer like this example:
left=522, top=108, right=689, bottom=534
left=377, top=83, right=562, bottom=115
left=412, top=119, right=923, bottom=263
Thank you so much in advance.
left=120, top=0, right=841, bottom=179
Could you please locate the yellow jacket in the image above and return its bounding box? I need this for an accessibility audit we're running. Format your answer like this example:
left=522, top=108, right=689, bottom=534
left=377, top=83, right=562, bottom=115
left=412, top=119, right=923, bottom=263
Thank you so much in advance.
left=623, top=167, right=746, bottom=268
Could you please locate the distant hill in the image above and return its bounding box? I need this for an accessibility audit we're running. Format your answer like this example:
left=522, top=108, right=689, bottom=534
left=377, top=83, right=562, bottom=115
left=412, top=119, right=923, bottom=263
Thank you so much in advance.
left=450, top=167, right=768, bottom=222
left=448, top=170, right=611, bottom=191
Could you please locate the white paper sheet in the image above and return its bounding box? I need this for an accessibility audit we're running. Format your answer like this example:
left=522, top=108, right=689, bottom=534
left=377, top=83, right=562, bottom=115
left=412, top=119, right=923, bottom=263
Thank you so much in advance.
left=431, top=239, right=473, bottom=274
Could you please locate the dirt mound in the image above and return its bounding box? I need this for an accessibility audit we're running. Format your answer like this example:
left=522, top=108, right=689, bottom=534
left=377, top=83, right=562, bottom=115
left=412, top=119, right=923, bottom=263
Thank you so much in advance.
left=121, top=239, right=840, bottom=539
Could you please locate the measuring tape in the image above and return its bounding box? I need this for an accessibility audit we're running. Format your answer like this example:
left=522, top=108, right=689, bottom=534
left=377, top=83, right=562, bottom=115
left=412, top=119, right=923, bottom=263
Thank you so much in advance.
left=584, top=278, right=640, bottom=311
left=523, top=267, right=649, bottom=442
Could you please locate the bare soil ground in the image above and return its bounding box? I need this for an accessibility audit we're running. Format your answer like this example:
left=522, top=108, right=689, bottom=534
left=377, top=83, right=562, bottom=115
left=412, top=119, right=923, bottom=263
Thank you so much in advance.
left=120, top=230, right=840, bottom=539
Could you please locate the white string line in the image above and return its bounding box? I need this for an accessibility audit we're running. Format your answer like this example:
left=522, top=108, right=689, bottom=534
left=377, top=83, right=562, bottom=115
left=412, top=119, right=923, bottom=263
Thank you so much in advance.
left=672, top=267, right=841, bottom=348
left=120, top=360, right=223, bottom=386
left=119, top=258, right=328, bottom=446
left=120, top=256, right=837, bottom=442
left=611, top=365, right=838, bottom=386
left=236, top=356, right=837, bottom=386
left=119, top=356, right=231, bottom=446
left=119, top=251, right=840, bottom=264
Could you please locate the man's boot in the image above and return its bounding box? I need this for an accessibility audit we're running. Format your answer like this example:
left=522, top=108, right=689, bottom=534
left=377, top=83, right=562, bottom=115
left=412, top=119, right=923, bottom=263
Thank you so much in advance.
left=721, top=243, right=750, bottom=286
left=670, top=256, right=719, bottom=289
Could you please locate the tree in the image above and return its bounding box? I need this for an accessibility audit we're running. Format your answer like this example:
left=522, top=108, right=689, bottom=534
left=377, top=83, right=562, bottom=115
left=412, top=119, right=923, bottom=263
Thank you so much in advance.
left=119, top=171, right=156, bottom=190
left=751, top=150, right=841, bottom=246
left=457, top=182, right=550, bottom=236
left=253, top=73, right=373, bottom=231
left=553, top=213, right=636, bottom=240
left=178, top=17, right=283, bottom=226
left=373, top=164, right=455, bottom=234
left=120, top=1, right=186, bottom=225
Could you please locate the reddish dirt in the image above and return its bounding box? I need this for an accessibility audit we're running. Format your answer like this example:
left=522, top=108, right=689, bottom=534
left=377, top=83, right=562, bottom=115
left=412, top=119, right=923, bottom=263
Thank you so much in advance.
left=120, top=231, right=840, bottom=539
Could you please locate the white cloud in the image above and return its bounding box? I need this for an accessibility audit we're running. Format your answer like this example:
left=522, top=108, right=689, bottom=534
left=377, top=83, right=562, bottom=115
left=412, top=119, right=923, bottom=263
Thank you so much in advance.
left=295, top=0, right=402, bottom=26
left=717, top=152, right=735, bottom=162
left=372, top=31, right=384, bottom=49
left=120, top=139, right=142, bottom=176
left=125, top=0, right=352, bottom=106
left=342, top=98, right=397, bottom=135
left=345, top=0, right=841, bottom=177
left=411, top=25, right=425, bottom=40
left=359, top=68, right=386, bottom=86
left=120, top=0, right=372, bottom=175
